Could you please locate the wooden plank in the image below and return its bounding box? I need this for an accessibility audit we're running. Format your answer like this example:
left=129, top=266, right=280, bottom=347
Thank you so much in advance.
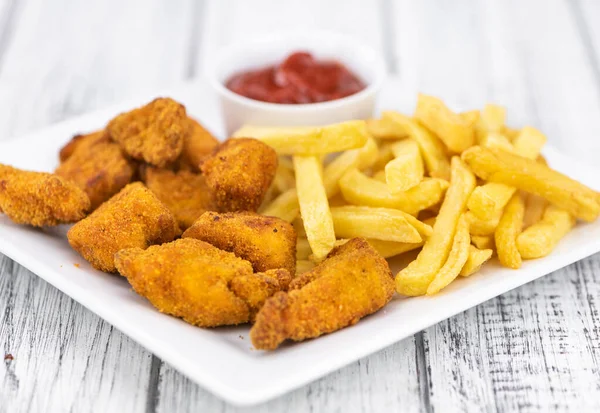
left=155, top=337, right=423, bottom=413
left=0, top=0, right=195, bottom=411
left=387, top=0, right=600, bottom=411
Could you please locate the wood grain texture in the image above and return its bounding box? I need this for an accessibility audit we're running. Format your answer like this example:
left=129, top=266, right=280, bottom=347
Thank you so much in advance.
left=1, top=0, right=600, bottom=411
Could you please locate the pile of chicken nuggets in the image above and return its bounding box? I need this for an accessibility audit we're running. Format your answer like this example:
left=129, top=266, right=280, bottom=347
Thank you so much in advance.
left=0, top=97, right=395, bottom=350
left=3, top=94, right=597, bottom=350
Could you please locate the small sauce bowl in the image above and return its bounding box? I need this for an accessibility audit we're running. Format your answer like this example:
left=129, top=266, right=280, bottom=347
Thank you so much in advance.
left=206, top=31, right=387, bottom=135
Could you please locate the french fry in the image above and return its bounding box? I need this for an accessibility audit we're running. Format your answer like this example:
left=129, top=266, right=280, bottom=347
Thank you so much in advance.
left=330, top=206, right=422, bottom=243
left=503, top=126, right=520, bottom=141
left=371, top=142, right=396, bottom=172
left=476, top=104, right=506, bottom=143
left=481, top=133, right=515, bottom=153
left=427, top=214, right=471, bottom=294
left=383, top=111, right=451, bottom=180
left=273, top=163, right=296, bottom=193
left=385, top=140, right=424, bottom=192
left=356, top=136, right=380, bottom=170
left=512, top=126, right=547, bottom=160
left=517, top=206, right=575, bottom=259
left=414, top=94, right=477, bottom=153
left=495, top=192, right=525, bottom=269
left=396, top=157, right=476, bottom=296
left=293, top=156, right=336, bottom=260
left=339, top=168, right=449, bottom=215
left=460, top=245, right=493, bottom=277
left=296, top=237, right=312, bottom=260
left=462, top=146, right=600, bottom=222
left=296, top=260, right=315, bottom=275
left=322, top=150, right=360, bottom=197
left=331, top=205, right=432, bottom=239
left=261, top=188, right=299, bottom=222
left=366, top=117, right=407, bottom=140
left=366, top=239, right=423, bottom=258
left=467, top=182, right=515, bottom=220
left=471, top=235, right=495, bottom=250
left=523, top=193, right=548, bottom=229
left=292, top=217, right=306, bottom=238
left=233, top=121, right=368, bottom=155
left=372, top=170, right=387, bottom=182
left=465, top=210, right=502, bottom=236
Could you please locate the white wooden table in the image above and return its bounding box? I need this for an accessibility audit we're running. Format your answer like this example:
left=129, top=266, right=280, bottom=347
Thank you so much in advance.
left=1, top=0, right=600, bottom=411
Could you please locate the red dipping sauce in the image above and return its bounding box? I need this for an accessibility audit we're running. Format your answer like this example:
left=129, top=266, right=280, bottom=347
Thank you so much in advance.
left=225, top=52, right=366, bottom=104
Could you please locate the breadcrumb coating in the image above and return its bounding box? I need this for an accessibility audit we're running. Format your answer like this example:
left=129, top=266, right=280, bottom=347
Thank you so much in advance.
left=67, top=182, right=180, bottom=272
left=114, top=238, right=289, bottom=327
left=201, top=138, right=277, bottom=212
left=56, top=131, right=136, bottom=210
left=107, top=98, right=187, bottom=167
left=250, top=238, right=395, bottom=350
left=178, top=118, right=219, bottom=171
left=143, top=167, right=216, bottom=230
left=183, top=211, right=296, bottom=275
left=0, top=164, right=90, bottom=226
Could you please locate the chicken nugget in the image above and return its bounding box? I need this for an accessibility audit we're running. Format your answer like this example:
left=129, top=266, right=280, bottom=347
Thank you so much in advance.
left=59, top=130, right=109, bottom=162
left=56, top=134, right=136, bottom=210
left=183, top=211, right=296, bottom=275
left=178, top=118, right=219, bottom=171
left=143, top=167, right=215, bottom=230
left=0, top=164, right=90, bottom=226
left=67, top=182, right=180, bottom=272
left=250, top=238, right=394, bottom=350
left=107, top=97, right=187, bottom=167
left=201, top=138, right=277, bottom=212
left=115, top=238, right=290, bottom=327
left=230, top=268, right=292, bottom=321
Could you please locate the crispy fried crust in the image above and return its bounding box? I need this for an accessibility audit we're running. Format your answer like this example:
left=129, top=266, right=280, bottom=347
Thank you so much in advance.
left=0, top=164, right=90, bottom=226
left=178, top=118, right=219, bottom=171
left=56, top=132, right=136, bottom=210
left=183, top=211, right=297, bottom=275
left=107, top=98, right=187, bottom=167
left=59, top=130, right=109, bottom=162
left=143, top=167, right=215, bottom=230
left=67, top=182, right=180, bottom=272
left=114, top=238, right=290, bottom=327
left=200, top=138, right=278, bottom=212
left=250, top=238, right=395, bottom=350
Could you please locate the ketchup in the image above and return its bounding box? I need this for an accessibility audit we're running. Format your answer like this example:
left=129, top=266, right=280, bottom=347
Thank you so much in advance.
left=225, top=52, right=366, bottom=104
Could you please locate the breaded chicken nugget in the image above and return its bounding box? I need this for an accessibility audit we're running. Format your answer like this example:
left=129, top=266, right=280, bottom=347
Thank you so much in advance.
left=68, top=182, right=180, bottom=272
left=183, top=211, right=296, bottom=275
left=250, top=238, right=395, bottom=350
left=230, top=268, right=292, bottom=320
left=143, top=167, right=215, bottom=230
left=56, top=134, right=136, bottom=210
left=107, top=98, right=187, bottom=167
left=0, top=164, right=90, bottom=226
left=114, top=238, right=290, bottom=327
left=59, top=130, right=109, bottom=162
left=201, top=138, right=277, bottom=212
left=178, top=118, right=219, bottom=171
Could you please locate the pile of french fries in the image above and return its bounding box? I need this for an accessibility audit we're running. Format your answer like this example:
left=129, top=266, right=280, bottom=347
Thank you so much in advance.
left=233, top=94, right=600, bottom=296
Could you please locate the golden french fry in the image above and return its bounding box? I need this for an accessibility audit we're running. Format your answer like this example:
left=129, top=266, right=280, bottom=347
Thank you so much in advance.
left=462, top=146, right=600, bottom=222
left=466, top=210, right=502, bottom=236
left=330, top=206, right=422, bottom=243
left=339, top=168, right=449, bottom=216
left=460, top=245, right=493, bottom=277
left=427, top=214, right=471, bottom=294
left=512, top=126, right=547, bottom=160
left=503, top=126, right=520, bottom=141
left=471, top=235, right=495, bottom=250
left=476, top=104, right=506, bottom=143
left=278, top=156, right=294, bottom=171
left=273, top=163, right=296, bottom=193
left=371, top=142, right=396, bottom=172
left=385, top=140, right=424, bottom=192
left=383, top=111, right=451, bottom=180
left=481, top=133, right=515, bottom=153
left=296, top=260, right=315, bottom=274
left=495, top=193, right=525, bottom=269
left=331, top=205, right=432, bottom=239
left=366, top=117, right=407, bottom=140
left=523, top=193, right=548, bottom=229
left=296, top=237, right=312, bottom=260
left=233, top=121, right=368, bottom=155
left=356, top=136, right=380, bottom=170
left=322, top=150, right=360, bottom=197
left=414, top=94, right=477, bottom=153
left=396, top=157, right=476, bottom=296
left=467, top=182, right=515, bottom=220
left=336, top=237, right=423, bottom=258
left=261, top=188, right=299, bottom=222
left=517, top=206, right=575, bottom=259
left=372, top=170, right=387, bottom=182
left=292, top=217, right=306, bottom=238
left=293, top=156, right=336, bottom=259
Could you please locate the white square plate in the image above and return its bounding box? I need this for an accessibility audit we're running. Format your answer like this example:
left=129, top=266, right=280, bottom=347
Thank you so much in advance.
left=1, top=78, right=600, bottom=406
